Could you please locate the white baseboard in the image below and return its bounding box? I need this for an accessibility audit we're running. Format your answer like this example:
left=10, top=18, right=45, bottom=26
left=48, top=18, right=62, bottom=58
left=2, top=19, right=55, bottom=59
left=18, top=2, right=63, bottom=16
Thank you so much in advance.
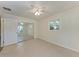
left=38, top=38, right=79, bottom=53
left=4, top=41, right=17, bottom=47
left=4, top=38, right=36, bottom=47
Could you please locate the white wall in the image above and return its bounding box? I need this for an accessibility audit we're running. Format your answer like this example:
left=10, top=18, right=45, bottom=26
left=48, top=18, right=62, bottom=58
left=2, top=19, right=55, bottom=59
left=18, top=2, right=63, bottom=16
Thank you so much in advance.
left=2, top=13, right=38, bottom=46
left=38, top=7, right=79, bottom=52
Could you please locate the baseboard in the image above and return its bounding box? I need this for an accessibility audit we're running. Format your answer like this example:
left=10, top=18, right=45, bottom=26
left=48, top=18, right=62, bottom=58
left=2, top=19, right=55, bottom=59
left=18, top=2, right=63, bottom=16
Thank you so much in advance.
left=4, top=41, right=17, bottom=47
left=4, top=38, right=35, bottom=47
left=38, top=38, right=79, bottom=53
left=34, top=38, right=39, bottom=40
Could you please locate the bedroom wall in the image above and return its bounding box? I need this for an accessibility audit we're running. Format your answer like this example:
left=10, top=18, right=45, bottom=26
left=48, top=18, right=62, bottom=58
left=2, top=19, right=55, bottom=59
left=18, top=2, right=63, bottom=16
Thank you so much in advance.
left=2, top=13, right=38, bottom=46
left=38, top=7, right=79, bottom=52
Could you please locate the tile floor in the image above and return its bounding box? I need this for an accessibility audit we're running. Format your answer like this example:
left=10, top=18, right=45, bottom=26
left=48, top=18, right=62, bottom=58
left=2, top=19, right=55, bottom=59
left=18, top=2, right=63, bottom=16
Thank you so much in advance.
left=0, top=39, right=79, bottom=57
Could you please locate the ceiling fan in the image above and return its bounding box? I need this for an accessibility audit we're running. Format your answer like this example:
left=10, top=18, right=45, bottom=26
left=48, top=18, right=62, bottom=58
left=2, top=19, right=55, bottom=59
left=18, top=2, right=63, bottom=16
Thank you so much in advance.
left=29, top=4, right=46, bottom=16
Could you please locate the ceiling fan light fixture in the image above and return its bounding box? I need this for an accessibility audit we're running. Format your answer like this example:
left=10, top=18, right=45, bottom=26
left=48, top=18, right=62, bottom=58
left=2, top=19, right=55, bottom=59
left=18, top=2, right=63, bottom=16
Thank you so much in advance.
left=30, top=4, right=46, bottom=16
left=34, top=11, right=40, bottom=16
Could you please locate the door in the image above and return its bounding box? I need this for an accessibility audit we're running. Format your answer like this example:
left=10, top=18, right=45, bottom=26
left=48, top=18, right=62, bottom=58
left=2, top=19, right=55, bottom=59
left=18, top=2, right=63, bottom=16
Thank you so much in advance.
left=17, top=22, right=34, bottom=42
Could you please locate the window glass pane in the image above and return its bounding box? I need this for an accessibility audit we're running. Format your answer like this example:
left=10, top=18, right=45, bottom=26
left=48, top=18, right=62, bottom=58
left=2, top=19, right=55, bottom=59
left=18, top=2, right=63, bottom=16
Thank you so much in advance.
left=17, top=22, right=24, bottom=32
left=49, top=20, right=60, bottom=30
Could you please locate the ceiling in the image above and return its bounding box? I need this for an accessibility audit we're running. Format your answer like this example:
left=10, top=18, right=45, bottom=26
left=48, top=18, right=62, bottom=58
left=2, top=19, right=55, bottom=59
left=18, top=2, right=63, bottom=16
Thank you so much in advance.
left=0, top=1, right=79, bottom=20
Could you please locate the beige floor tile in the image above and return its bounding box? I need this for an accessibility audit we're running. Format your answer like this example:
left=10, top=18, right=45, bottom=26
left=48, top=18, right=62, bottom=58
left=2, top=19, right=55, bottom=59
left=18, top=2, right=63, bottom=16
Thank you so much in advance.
left=0, top=39, right=79, bottom=57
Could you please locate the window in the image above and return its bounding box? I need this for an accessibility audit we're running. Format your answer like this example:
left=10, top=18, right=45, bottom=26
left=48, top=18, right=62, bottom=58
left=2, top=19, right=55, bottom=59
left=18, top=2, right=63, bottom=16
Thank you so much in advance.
left=49, top=19, right=60, bottom=30
left=17, top=22, right=24, bottom=33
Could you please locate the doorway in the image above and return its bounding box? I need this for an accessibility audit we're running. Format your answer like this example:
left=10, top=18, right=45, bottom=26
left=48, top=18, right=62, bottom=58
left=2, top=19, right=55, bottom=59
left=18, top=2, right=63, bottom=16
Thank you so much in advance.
left=17, top=22, right=34, bottom=43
